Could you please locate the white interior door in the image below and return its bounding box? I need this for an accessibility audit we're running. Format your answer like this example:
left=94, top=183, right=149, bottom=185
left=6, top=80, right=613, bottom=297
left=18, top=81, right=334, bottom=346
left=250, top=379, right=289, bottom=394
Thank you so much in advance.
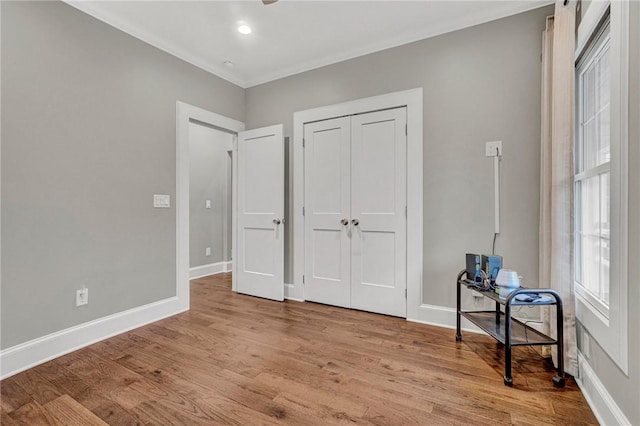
left=304, top=117, right=351, bottom=307
left=236, top=124, right=284, bottom=301
left=350, top=108, right=407, bottom=317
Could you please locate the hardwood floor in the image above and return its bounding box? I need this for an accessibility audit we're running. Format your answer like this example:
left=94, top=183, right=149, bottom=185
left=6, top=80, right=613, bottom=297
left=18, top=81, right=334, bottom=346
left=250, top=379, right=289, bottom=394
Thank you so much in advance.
left=1, top=272, right=597, bottom=425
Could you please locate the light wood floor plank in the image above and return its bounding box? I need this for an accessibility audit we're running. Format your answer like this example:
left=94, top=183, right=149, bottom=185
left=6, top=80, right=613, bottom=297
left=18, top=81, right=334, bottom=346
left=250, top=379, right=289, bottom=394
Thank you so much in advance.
left=44, top=394, right=109, bottom=426
left=8, top=400, right=62, bottom=425
left=0, top=378, right=32, bottom=414
left=10, top=370, right=62, bottom=406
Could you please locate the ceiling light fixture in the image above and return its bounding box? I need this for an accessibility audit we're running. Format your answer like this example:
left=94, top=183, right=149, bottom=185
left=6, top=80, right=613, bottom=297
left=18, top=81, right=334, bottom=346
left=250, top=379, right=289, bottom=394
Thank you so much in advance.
left=223, top=61, right=235, bottom=68
left=237, top=24, right=252, bottom=35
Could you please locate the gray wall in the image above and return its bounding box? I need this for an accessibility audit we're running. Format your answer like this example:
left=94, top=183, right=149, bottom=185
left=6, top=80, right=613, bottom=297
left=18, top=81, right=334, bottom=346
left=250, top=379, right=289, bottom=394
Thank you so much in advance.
left=189, top=122, right=233, bottom=268
left=3, top=2, right=637, bottom=422
left=246, top=5, right=553, bottom=307
left=575, top=2, right=640, bottom=424
left=0, top=1, right=244, bottom=349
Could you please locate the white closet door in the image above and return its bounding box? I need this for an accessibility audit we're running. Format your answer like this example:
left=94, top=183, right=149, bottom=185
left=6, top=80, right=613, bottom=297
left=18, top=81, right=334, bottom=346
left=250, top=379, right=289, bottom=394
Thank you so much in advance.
left=236, top=125, right=284, bottom=301
left=350, top=108, right=407, bottom=317
left=304, top=117, right=351, bottom=308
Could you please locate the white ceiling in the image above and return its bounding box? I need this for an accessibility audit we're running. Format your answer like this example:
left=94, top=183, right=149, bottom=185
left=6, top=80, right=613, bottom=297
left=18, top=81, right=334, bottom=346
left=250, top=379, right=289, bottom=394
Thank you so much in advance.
left=65, top=1, right=550, bottom=88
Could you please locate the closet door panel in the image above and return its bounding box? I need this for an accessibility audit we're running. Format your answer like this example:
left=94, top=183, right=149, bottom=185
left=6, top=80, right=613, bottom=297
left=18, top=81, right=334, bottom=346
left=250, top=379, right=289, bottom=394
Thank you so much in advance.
left=304, top=117, right=351, bottom=308
left=350, top=108, right=407, bottom=317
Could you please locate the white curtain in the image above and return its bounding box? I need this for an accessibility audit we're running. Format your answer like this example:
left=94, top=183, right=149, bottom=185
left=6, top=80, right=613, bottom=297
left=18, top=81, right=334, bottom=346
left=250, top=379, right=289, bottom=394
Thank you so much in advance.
left=539, top=0, right=578, bottom=376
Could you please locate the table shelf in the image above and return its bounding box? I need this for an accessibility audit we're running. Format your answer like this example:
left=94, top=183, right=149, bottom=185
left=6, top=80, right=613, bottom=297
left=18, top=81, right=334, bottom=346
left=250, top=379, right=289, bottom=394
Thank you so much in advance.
left=460, top=311, right=557, bottom=346
left=455, top=269, right=566, bottom=387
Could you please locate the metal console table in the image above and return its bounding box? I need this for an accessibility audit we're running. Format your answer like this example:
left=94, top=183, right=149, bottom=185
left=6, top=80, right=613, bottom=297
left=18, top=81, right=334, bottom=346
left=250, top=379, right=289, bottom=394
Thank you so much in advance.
left=455, top=269, right=566, bottom=387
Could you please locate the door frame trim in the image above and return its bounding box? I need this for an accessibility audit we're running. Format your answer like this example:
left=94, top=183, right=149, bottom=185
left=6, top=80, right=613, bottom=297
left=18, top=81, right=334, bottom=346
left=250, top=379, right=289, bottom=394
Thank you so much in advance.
left=176, top=101, right=245, bottom=309
left=292, top=88, right=423, bottom=320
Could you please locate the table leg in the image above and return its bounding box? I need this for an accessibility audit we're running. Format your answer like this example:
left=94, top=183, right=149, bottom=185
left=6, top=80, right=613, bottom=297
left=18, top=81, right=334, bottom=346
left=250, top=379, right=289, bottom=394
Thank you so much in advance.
left=456, top=270, right=463, bottom=341
left=553, top=294, right=566, bottom=388
left=504, top=300, right=513, bottom=386
left=504, top=346, right=513, bottom=386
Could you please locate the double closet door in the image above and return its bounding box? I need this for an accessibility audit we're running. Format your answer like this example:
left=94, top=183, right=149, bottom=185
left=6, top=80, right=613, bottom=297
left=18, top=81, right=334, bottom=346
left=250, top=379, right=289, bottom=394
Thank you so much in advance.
left=304, top=108, right=407, bottom=317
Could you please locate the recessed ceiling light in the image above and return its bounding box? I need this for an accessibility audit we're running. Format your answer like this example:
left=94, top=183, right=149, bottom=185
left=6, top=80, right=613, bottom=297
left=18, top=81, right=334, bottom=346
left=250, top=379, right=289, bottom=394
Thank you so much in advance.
left=237, top=24, right=252, bottom=35
left=223, top=61, right=235, bottom=68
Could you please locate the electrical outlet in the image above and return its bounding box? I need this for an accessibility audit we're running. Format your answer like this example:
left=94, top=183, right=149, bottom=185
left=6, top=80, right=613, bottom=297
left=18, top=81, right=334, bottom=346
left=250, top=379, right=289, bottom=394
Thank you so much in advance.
left=205, top=247, right=211, bottom=256
left=205, top=199, right=211, bottom=209
left=76, top=288, right=88, bottom=306
left=485, top=140, right=503, bottom=157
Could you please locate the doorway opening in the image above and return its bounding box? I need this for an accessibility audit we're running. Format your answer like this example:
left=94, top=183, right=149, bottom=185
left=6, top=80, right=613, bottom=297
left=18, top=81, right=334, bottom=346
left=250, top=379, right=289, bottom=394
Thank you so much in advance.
left=176, top=102, right=245, bottom=309
left=188, top=119, right=234, bottom=279
left=176, top=102, right=286, bottom=308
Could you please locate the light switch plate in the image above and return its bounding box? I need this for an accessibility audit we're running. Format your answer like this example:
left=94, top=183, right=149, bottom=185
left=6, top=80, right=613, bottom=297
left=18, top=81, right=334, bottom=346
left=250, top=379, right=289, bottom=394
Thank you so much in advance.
left=485, top=140, right=503, bottom=157
left=205, top=200, right=211, bottom=209
left=154, top=194, right=170, bottom=208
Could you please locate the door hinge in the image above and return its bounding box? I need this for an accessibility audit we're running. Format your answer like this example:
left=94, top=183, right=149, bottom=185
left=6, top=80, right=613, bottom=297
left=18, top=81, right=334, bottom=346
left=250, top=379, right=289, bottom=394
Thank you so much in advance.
left=405, top=288, right=407, bottom=298
left=302, top=206, right=305, bottom=216
left=302, top=138, right=305, bottom=148
left=405, top=124, right=408, bottom=136
left=302, top=275, right=305, bottom=284
left=405, top=205, right=407, bottom=217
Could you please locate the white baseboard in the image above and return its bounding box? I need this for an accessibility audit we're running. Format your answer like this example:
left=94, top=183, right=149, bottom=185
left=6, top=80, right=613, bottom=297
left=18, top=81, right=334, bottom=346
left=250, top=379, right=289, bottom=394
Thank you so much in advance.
left=0, top=296, right=186, bottom=380
left=189, top=261, right=232, bottom=279
left=576, top=352, right=631, bottom=426
left=284, top=283, right=304, bottom=302
left=407, top=303, right=485, bottom=334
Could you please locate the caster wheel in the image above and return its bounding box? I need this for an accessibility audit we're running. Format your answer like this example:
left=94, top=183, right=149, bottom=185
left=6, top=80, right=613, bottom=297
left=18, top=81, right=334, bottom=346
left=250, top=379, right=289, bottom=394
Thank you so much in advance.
left=553, top=376, right=566, bottom=388
left=455, top=335, right=462, bottom=342
left=503, top=377, right=513, bottom=387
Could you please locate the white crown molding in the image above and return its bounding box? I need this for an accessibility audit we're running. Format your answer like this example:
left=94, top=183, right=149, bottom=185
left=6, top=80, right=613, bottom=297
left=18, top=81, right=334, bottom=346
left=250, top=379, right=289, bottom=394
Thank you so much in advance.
left=63, top=0, right=246, bottom=88
left=63, top=0, right=551, bottom=89
left=244, top=1, right=553, bottom=87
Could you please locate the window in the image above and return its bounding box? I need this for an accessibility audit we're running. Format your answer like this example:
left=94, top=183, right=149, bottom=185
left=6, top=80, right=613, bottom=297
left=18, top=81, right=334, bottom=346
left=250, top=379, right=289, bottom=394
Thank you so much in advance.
left=575, top=22, right=611, bottom=318
left=574, top=0, right=628, bottom=373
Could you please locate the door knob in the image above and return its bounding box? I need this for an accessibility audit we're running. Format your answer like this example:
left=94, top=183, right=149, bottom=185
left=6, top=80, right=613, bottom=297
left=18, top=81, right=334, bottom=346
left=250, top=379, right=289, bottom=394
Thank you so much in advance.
left=273, top=218, right=281, bottom=225
left=351, top=219, right=359, bottom=226
left=340, top=218, right=349, bottom=226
